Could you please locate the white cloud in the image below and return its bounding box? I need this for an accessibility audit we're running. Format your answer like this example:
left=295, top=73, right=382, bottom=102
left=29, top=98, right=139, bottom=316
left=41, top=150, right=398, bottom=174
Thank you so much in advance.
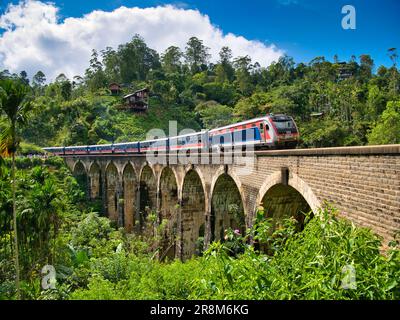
left=0, top=0, right=284, bottom=81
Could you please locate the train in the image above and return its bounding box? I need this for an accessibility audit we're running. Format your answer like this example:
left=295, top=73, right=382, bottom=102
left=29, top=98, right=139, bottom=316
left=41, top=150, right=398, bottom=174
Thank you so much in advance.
left=43, top=114, right=299, bottom=156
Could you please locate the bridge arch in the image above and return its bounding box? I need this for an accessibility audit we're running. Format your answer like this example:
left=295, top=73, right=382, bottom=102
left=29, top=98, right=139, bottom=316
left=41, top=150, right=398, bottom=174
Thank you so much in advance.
left=105, top=162, right=120, bottom=224
left=73, top=160, right=87, bottom=174
left=159, top=167, right=179, bottom=259
left=139, top=162, right=156, bottom=180
left=122, top=162, right=137, bottom=232
left=73, top=161, right=88, bottom=196
left=181, top=169, right=206, bottom=259
left=139, top=164, right=157, bottom=229
left=179, top=165, right=207, bottom=201
left=256, top=171, right=321, bottom=229
left=209, top=168, right=246, bottom=241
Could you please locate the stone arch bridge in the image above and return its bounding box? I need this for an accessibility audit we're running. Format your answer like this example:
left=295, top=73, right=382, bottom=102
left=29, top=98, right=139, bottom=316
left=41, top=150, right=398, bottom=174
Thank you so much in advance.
left=64, top=145, right=400, bottom=258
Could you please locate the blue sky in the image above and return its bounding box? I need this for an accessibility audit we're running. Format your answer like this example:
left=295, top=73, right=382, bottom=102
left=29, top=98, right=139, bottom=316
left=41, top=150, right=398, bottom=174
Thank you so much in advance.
left=0, top=0, right=398, bottom=79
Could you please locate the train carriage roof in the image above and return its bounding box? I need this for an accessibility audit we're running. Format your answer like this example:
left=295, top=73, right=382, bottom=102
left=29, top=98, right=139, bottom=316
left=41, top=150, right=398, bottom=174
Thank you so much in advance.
left=141, top=137, right=169, bottom=143
left=65, top=145, right=88, bottom=149
left=169, top=130, right=207, bottom=139
left=113, top=142, right=139, bottom=146
left=208, top=116, right=270, bottom=133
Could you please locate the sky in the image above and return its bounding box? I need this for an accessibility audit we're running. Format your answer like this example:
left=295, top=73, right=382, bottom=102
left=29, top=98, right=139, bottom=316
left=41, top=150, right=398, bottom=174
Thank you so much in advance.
left=0, top=0, right=398, bottom=81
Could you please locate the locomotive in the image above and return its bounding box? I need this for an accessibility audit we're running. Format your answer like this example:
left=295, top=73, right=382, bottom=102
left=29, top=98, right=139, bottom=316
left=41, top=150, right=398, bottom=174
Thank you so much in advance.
left=43, top=114, right=299, bottom=155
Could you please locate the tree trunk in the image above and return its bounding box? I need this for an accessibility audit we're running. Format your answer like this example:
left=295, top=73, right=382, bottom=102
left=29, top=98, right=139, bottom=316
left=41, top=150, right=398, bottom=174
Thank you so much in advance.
left=12, top=150, right=20, bottom=299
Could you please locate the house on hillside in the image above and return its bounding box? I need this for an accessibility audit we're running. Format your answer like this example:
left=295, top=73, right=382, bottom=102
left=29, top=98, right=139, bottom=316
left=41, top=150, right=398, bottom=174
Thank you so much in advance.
left=109, top=83, right=122, bottom=95
left=336, top=62, right=353, bottom=81
left=121, top=88, right=149, bottom=112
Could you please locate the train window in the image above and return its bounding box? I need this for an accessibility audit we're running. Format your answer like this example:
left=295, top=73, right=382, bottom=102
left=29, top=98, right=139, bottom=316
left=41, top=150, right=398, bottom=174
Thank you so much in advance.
left=253, top=127, right=259, bottom=140
left=259, top=123, right=265, bottom=138
left=242, top=129, right=247, bottom=141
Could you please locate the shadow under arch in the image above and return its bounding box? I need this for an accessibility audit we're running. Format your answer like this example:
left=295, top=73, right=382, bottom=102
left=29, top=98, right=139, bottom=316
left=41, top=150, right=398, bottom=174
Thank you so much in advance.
left=261, top=184, right=312, bottom=229
left=179, top=165, right=207, bottom=202
left=256, top=171, right=321, bottom=230
left=181, top=169, right=206, bottom=260
left=105, top=162, right=119, bottom=223
left=210, top=172, right=245, bottom=242
left=122, top=162, right=137, bottom=232
left=73, top=161, right=88, bottom=197
left=159, top=167, right=179, bottom=260
left=139, top=164, right=157, bottom=230
left=256, top=171, right=320, bottom=211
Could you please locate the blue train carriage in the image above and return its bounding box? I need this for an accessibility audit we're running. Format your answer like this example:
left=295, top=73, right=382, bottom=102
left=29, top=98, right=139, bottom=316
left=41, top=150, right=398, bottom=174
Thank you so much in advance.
left=169, top=131, right=208, bottom=153
left=43, top=146, right=65, bottom=156
left=88, top=143, right=113, bottom=154
left=112, top=141, right=140, bottom=153
left=208, top=117, right=267, bottom=151
left=139, top=137, right=169, bottom=153
left=208, top=114, right=299, bottom=150
left=64, top=145, right=88, bottom=155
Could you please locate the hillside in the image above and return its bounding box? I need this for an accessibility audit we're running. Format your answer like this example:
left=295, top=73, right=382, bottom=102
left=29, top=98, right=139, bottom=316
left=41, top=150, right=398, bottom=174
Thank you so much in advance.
left=1, top=35, right=399, bottom=149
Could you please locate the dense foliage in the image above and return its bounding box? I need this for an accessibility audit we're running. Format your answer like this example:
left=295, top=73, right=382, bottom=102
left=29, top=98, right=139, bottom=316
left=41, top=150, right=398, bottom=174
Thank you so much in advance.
left=1, top=36, right=399, bottom=301
left=0, top=159, right=399, bottom=300
left=1, top=36, right=399, bottom=148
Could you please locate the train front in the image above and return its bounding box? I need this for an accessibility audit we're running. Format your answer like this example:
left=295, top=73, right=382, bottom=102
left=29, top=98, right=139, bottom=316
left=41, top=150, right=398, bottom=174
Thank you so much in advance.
left=268, top=114, right=299, bottom=149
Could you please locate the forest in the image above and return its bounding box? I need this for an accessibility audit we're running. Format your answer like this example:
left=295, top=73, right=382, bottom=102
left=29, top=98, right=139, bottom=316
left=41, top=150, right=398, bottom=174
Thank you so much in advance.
left=0, top=35, right=399, bottom=150
left=0, top=35, right=399, bottom=300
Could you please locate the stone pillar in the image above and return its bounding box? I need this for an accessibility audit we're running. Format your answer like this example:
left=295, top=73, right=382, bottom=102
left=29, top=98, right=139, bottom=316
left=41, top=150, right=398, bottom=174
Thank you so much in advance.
left=152, top=187, right=162, bottom=260
left=86, top=174, right=91, bottom=200
left=135, top=185, right=141, bottom=233
left=203, top=200, right=212, bottom=251
left=176, top=198, right=183, bottom=260
left=101, top=167, right=107, bottom=216
left=117, top=177, right=124, bottom=228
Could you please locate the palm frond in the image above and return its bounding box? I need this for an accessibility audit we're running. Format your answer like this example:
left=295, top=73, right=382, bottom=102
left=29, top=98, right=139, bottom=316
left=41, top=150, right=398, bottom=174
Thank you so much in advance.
left=0, top=125, right=21, bottom=157
left=0, top=78, right=32, bottom=122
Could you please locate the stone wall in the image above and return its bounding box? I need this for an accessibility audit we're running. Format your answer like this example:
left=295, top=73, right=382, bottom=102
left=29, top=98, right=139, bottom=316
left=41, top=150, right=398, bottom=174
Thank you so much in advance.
left=65, top=144, right=400, bottom=256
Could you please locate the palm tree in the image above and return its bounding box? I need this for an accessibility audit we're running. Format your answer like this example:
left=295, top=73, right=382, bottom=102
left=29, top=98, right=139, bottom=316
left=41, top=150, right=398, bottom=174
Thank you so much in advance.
left=0, top=78, right=31, bottom=299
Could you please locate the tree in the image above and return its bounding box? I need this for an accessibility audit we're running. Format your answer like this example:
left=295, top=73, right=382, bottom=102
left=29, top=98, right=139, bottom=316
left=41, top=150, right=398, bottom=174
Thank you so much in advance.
left=117, top=35, right=161, bottom=83
left=19, top=71, right=29, bottom=86
left=368, top=100, right=400, bottom=145
left=388, top=48, right=398, bottom=67
left=161, top=46, right=183, bottom=74
left=101, top=46, right=120, bottom=83
left=32, top=71, right=46, bottom=87
left=215, top=46, right=235, bottom=83
left=55, top=73, right=68, bottom=83
left=333, top=54, right=339, bottom=64
left=85, top=50, right=107, bottom=92
left=0, top=78, right=32, bottom=299
left=195, top=101, right=233, bottom=129
left=387, top=48, right=400, bottom=96
left=185, top=37, right=210, bottom=74
left=0, top=69, right=12, bottom=80
left=359, top=54, right=374, bottom=80
left=55, top=74, right=72, bottom=100
left=233, top=55, right=254, bottom=96
left=233, top=92, right=270, bottom=120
